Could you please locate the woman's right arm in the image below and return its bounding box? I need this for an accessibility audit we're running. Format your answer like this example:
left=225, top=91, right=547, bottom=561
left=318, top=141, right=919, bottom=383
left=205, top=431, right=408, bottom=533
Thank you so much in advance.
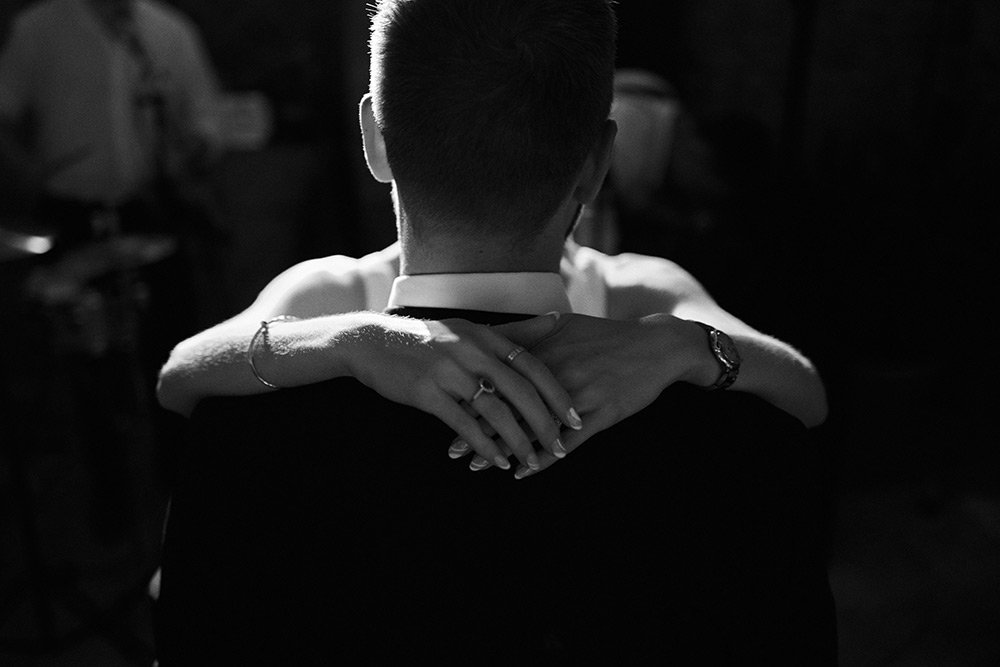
left=156, top=256, right=370, bottom=417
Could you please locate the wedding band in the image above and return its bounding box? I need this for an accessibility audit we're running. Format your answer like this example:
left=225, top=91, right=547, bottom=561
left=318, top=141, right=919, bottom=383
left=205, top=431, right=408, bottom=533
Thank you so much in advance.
left=471, top=378, right=496, bottom=402
left=506, top=346, right=526, bottom=364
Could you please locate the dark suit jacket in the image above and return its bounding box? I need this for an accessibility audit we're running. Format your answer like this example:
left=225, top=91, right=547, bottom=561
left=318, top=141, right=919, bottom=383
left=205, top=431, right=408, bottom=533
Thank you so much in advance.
left=154, top=307, right=837, bottom=666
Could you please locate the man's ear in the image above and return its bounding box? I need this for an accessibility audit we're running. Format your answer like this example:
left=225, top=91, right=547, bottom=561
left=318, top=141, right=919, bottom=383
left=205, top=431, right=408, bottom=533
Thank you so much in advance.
left=359, top=93, right=393, bottom=183
left=573, top=119, right=617, bottom=205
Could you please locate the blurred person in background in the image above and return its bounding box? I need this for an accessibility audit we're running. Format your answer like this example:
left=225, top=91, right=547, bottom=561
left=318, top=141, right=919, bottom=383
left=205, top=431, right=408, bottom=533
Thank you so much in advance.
left=0, top=0, right=223, bottom=542
left=0, top=0, right=223, bottom=250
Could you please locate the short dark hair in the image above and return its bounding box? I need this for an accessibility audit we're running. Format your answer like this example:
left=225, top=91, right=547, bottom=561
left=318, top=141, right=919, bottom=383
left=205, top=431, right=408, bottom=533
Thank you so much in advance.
left=370, top=0, right=617, bottom=242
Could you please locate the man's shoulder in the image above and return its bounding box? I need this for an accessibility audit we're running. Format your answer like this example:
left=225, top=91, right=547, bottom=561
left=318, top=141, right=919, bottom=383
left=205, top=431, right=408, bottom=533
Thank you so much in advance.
left=192, top=377, right=387, bottom=440
left=188, top=377, right=458, bottom=487
left=574, top=383, right=813, bottom=498
left=642, top=382, right=807, bottom=438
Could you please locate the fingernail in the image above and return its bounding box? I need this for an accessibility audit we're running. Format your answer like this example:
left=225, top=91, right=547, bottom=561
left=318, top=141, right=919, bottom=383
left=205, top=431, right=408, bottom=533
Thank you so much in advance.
left=448, top=439, right=469, bottom=458
left=514, top=466, right=534, bottom=480
left=527, top=453, right=540, bottom=470
left=544, top=310, right=561, bottom=321
left=469, top=457, right=490, bottom=471
left=566, top=408, right=583, bottom=430
left=552, top=438, right=567, bottom=458
left=494, top=455, right=511, bottom=470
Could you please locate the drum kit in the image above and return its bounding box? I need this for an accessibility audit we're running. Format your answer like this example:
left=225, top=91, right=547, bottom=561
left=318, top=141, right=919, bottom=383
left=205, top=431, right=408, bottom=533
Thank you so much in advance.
left=2, top=221, right=177, bottom=357
left=0, top=216, right=174, bottom=656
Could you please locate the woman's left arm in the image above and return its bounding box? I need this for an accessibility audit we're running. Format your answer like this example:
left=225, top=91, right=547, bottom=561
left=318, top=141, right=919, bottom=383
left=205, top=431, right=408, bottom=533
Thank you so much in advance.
left=607, top=251, right=828, bottom=429
left=669, top=304, right=829, bottom=429
left=457, top=254, right=829, bottom=475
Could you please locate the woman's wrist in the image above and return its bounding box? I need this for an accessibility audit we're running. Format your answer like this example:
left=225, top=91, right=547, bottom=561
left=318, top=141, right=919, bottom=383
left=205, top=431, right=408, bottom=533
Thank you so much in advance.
left=334, top=313, right=428, bottom=383
left=246, top=313, right=381, bottom=388
left=640, top=314, right=720, bottom=389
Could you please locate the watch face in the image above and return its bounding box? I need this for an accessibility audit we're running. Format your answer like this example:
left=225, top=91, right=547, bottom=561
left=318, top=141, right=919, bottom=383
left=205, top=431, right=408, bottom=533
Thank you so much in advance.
left=715, top=330, right=742, bottom=367
left=693, top=321, right=741, bottom=389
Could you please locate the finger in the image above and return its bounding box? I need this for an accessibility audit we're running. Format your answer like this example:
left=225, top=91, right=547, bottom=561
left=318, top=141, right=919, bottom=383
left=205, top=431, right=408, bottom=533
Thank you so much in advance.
left=491, top=316, right=569, bottom=426
left=515, top=451, right=560, bottom=480
left=464, top=439, right=516, bottom=471
left=448, top=436, right=472, bottom=459
left=469, top=454, right=493, bottom=472
left=468, top=347, right=568, bottom=458
left=502, top=343, right=582, bottom=427
left=441, top=377, right=517, bottom=470
left=514, top=410, right=611, bottom=479
left=449, top=390, right=517, bottom=470
left=493, top=318, right=584, bottom=435
left=427, top=393, right=508, bottom=467
left=465, top=394, right=546, bottom=472
left=467, top=392, right=539, bottom=472
left=452, top=405, right=561, bottom=468
left=557, top=410, right=612, bottom=453
left=492, top=311, right=562, bottom=349
left=448, top=407, right=516, bottom=459
left=445, top=319, right=580, bottom=452
left=503, top=410, right=569, bottom=461
left=453, top=377, right=535, bottom=470
left=449, top=431, right=515, bottom=459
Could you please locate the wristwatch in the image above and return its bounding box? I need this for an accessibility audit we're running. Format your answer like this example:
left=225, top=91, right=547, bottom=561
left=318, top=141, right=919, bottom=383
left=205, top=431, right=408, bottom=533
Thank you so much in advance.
left=692, top=321, right=741, bottom=390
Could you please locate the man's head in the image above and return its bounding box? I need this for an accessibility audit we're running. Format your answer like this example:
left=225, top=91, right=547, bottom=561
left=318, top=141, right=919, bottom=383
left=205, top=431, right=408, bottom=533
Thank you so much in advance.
left=366, top=0, right=617, bottom=246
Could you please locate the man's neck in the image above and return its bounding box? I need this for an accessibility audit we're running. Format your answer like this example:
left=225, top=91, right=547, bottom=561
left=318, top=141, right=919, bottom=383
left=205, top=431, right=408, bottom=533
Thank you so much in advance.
left=400, top=236, right=561, bottom=276
left=396, top=202, right=576, bottom=276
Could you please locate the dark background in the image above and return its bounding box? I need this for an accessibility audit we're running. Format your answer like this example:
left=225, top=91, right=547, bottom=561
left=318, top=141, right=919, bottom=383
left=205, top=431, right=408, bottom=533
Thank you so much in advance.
left=1, top=1, right=997, bottom=665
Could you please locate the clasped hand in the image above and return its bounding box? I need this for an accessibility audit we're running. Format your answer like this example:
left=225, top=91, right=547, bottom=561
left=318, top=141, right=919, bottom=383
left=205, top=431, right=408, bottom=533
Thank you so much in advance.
left=346, top=312, right=579, bottom=473
left=455, top=313, right=703, bottom=477
left=351, top=312, right=703, bottom=479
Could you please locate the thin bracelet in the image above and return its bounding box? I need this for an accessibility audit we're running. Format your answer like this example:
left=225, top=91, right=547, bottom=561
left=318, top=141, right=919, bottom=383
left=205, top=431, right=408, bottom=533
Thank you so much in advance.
left=247, top=315, right=298, bottom=388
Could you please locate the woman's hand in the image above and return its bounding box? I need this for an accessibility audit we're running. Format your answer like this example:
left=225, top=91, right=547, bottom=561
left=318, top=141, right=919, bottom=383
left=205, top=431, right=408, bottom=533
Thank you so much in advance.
left=452, top=313, right=715, bottom=477
left=343, top=312, right=582, bottom=472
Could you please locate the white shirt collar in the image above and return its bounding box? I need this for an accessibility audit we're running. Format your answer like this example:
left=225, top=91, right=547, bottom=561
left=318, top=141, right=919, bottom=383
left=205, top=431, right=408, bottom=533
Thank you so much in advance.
left=387, top=272, right=572, bottom=315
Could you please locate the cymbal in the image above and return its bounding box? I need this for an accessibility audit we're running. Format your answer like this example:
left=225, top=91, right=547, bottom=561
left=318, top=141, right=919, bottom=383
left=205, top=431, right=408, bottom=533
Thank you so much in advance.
left=60, top=233, right=179, bottom=277
left=0, top=226, right=55, bottom=262
left=25, top=233, right=178, bottom=305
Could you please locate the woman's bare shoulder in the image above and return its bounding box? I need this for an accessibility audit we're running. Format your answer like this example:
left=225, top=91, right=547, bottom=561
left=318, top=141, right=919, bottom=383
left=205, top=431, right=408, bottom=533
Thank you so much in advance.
left=598, top=251, right=711, bottom=319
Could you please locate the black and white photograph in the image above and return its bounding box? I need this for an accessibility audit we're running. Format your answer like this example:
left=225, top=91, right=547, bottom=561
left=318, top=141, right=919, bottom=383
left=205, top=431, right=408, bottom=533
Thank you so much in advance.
left=1, top=1, right=996, bottom=664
